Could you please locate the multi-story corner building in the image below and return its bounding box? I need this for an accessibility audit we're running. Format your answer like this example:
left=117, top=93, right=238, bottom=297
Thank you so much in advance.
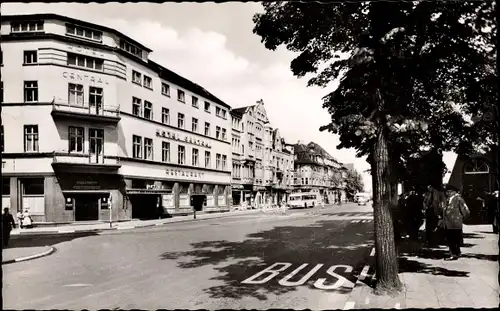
left=291, top=141, right=347, bottom=204
left=1, top=14, right=232, bottom=223
left=230, top=101, right=294, bottom=207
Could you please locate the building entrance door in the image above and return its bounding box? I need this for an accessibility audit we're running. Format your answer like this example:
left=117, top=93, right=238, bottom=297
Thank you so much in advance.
left=74, top=194, right=100, bottom=221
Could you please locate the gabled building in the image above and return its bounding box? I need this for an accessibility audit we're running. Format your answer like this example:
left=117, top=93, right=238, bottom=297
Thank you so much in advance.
left=230, top=100, right=294, bottom=208
left=291, top=141, right=347, bottom=204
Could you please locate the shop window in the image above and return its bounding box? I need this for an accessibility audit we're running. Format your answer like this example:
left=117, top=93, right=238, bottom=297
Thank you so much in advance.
left=23, top=178, right=44, bottom=195
left=2, top=177, right=10, bottom=196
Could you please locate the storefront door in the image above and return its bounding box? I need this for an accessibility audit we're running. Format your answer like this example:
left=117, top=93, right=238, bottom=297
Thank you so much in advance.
left=74, top=194, right=100, bottom=221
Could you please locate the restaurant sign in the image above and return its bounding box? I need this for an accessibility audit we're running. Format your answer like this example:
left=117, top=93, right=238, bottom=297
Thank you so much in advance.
left=156, top=129, right=211, bottom=149
left=165, top=168, right=205, bottom=179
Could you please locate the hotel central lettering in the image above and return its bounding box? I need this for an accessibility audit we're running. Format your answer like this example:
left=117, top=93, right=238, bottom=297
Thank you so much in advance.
left=63, top=72, right=109, bottom=85
left=156, top=129, right=211, bottom=149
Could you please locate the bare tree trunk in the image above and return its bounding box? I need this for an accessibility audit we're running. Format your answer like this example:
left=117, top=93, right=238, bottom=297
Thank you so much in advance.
left=372, top=123, right=403, bottom=294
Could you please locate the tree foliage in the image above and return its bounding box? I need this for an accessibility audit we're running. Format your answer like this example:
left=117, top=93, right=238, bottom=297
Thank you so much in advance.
left=344, top=169, right=365, bottom=197
left=253, top=0, right=496, bottom=293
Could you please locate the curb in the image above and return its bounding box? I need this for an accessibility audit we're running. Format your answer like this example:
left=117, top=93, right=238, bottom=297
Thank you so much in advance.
left=343, top=246, right=376, bottom=310
left=10, top=209, right=265, bottom=236
left=2, top=246, right=56, bottom=265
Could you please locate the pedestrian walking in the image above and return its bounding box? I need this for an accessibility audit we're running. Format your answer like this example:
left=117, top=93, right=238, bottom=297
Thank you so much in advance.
left=423, top=185, right=446, bottom=247
left=16, top=211, right=24, bottom=229
left=441, top=184, right=471, bottom=260
left=2, top=208, right=16, bottom=248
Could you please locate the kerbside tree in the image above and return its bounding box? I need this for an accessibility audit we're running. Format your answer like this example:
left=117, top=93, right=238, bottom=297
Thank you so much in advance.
left=253, top=1, right=496, bottom=293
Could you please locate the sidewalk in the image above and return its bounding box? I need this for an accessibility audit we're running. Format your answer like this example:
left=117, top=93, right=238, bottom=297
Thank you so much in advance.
left=11, top=208, right=263, bottom=236
left=346, top=224, right=499, bottom=309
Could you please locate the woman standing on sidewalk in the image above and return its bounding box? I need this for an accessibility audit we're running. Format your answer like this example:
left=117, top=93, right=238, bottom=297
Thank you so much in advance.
left=441, top=184, right=471, bottom=260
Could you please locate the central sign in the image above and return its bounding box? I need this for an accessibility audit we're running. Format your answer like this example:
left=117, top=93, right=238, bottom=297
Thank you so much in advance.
left=63, top=72, right=110, bottom=85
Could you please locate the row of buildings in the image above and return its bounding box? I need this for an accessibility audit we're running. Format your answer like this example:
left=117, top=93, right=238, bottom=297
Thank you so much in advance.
left=1, top=14, right=350, bottom=224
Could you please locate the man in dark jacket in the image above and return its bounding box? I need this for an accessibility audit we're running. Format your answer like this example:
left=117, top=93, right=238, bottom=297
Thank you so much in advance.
left=2, top=208, right=16, bottom=248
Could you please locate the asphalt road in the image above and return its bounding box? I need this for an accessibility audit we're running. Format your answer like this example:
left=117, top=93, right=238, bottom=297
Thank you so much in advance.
left=3, top=203, right=374, bottom=310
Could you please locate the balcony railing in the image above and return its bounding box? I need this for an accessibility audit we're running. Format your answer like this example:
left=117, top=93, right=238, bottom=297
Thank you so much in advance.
left=51, top=102, right=121, bottom=124
left=52, top=152, right=121, bottom=173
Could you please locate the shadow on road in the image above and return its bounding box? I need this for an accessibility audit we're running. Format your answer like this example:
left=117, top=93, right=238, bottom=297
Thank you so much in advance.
left=160, top=219, right=373, bottom=301
left=9, top=232, right=99, bottom=248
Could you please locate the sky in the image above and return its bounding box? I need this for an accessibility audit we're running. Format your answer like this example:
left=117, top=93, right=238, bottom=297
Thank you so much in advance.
left=3, top=2, right=458, bottom=192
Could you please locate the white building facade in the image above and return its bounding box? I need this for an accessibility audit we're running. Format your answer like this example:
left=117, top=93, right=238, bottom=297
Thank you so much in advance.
left=1, top=14, right=232, bottom=223
left=230, top=101, right=294, bottom=208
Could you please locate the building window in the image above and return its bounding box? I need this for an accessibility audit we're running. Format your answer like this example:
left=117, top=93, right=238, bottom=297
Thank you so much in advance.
left=162, top=142, right=170, bottom=162
left=205, top=151, right=211, bottom=168
left=222, top=155, right=227, bottom=170
left=464, top=159, right=490, bottom=174
left=89, top=128, right=104, bottom=159
left=120, top=40, right=143, bottom=58
left=204, top=101, right=210, bottom=112
left=144, top=138, right=153, bottom=160
left=221, top=109, right=227, bottom=119
left=144, top=101, right=153, bottom=120
left=68, top=83, right=84, bottom=106
left=132, top=135, right=142, bottom=158
left=67, top=53, right=103, bottom=71
left=1, top=82, right=3, bottom=103
left=24, top=125, right=39, bottom=152
left=192, top=96, right=199, bottom=108
left=24, top=81, right=38, bottom=103
left=216, top=154, right=222, bottom=170
left=178, top=145, right=186, bottom=165
left=205, top=122, right=210, bottom=136
left=192, top=118, right=198, bottom=132
left=132, top=97, right=142, bottom=117
left=216, top=126, right=221, bottom=139
left=177, top=89, right=185, bottom=102
left=22, top=178, right=45, bottom=196
left=69, top=126, right=84, bottom=153
left=23, top=51, right=38, bottom=64
left=222, top=128, right=227, bottom=140
left=11, top=21, right=44, bottom=32
left=178, top=113, right=185, bottom=129
left=216, top=107, right=221, bottom=117
left=132, top=70, right=142, bottom=84
left=192, top=148, right=199, bottom=166
left=89, top=87, right=103, bottom=111
left=162, top=107, right=170, bottom=124
left=66, top=24, right=102, bottom=42
left=161, top=83, right=170, bottom=96
left=143, top=75, right=153, bottom=89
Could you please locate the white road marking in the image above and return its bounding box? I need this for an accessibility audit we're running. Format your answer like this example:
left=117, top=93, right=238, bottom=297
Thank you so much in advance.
left=357, top=265, right=370, bottom=283
left=370, top=248, right=375, bottom=256
left=344, top=301, right=355, bottom=310
left=365, top=297, right=370, bottom=304
left=58, top=230, right=75, bottom=233
left=395, top=302, right=401, bottom=309
left=63, top=283, right=92, bottom=287
left=117, top=226, right=134, bottom=230
left=155, top=223, right=164, bottom=226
